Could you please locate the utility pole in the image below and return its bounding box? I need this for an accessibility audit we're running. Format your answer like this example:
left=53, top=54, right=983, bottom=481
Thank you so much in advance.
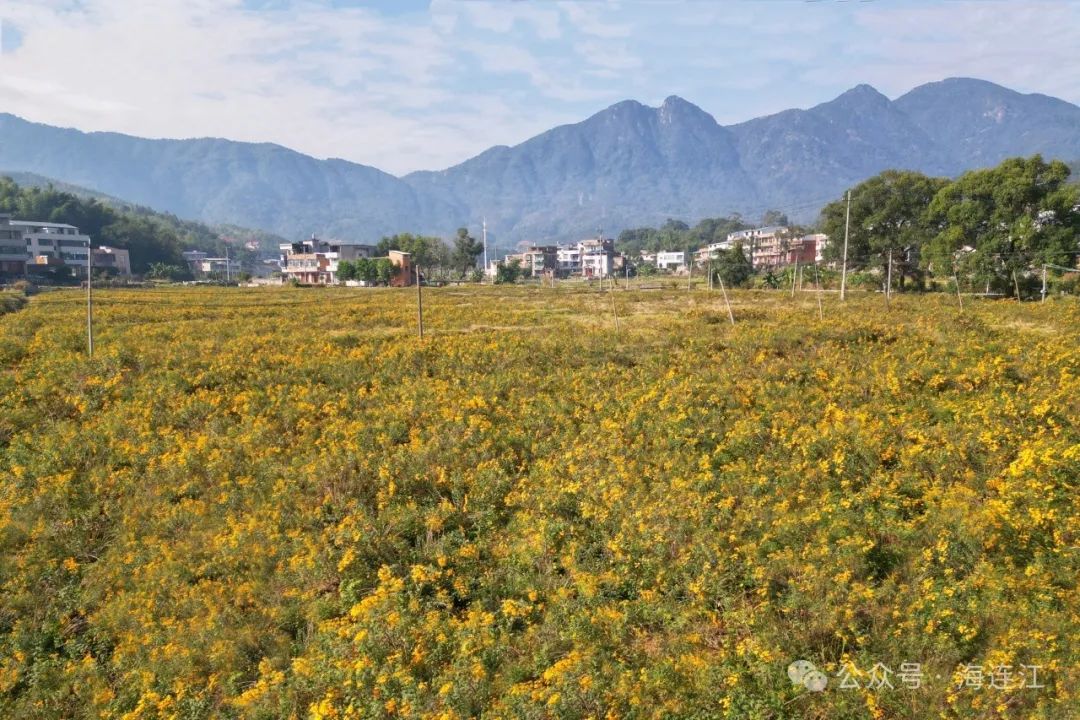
left=1041, top=265, right=1047, bottom=303
left=86, top=244, right=94, bottom=358
left=225, top=244, right=231, bottom=283
left=416, top=264, right=424, bottom=338
left=482, top=217, right=488, bottom=276
left=840, top=190, right=851, bottom=301
left=791, top=257, right=799, bottom=299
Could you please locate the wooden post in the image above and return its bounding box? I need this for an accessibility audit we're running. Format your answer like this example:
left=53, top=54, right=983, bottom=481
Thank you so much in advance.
left=416, top=264, right=424, bottom=338
left=1041, top=265, right=1047, bottom=303
left=1012, top=270, right=1021, bottom=303
left=86, top=244, right=94, bottom=358
left=610, top=289, right=620, bottom=332
left=885, top=249, right=893, bottom=309
left=790, top=257, right=799, bottom=298
left=814, top=264, right=824, bottom=321
left=718, top=274, right=735, bottom=326
left=840, top=189, right=851, bottom=301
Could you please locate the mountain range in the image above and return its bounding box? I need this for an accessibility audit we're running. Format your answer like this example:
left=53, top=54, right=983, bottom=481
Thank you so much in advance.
left=2, top=77, right=1079, bottom=244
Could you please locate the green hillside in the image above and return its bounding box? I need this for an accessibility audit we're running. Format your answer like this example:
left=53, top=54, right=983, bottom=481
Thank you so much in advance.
left=0, top=176, right=279, bottom=274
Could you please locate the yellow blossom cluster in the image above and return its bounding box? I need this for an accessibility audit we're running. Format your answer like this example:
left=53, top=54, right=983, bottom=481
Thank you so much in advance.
left=0, top=285, right=1077, bottom=719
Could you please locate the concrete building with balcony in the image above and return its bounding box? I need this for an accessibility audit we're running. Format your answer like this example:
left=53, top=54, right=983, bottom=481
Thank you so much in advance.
left=279, top=236, right=378, bottom=284
left=0, top=215, right=26, bottom=276
left=197, top=257, right=244, bottom=277
left=15, top=220, right=92, bottom=275
left=521, top=245, right=558, bottom=277
left=655, top=251, right=687, bottom=272
left=556, top=245, right=582, bottom=275
left=579, top=237, right=617, bottom=278
left=91, top=246, right=132, bottom=276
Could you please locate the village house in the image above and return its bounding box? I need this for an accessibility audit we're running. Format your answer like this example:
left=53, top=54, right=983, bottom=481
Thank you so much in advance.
left=655, top=250, right=687, bottom=272
left=279, top=235, right=378, bottom=284
left=0, top=214, right=131, bottom=277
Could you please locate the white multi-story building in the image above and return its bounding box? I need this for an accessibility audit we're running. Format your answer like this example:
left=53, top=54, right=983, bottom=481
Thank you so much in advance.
left=655, top=251, right=686, bottom=271
left=15, top=221, right=92, bottom=274
left=197, top=257, right=244, bottom=277
left=579, top=237, right=616, bottom=278
left=694, top=239, right=734, bottom=264
left=557, top=246, right=582, bottom=275
left=0, top=217, right=131, bottom=276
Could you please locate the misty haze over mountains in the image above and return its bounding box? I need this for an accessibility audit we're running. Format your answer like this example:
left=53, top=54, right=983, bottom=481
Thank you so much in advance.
left=2, top=77, right=1079, bottom=244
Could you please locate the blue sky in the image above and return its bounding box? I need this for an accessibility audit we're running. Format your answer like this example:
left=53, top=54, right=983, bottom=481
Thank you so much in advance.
left=2, top=0, right=1079, bottom=174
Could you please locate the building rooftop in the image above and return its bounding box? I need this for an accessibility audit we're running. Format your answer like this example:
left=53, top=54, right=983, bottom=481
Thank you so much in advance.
left=10, top=220, right=80, bottom=230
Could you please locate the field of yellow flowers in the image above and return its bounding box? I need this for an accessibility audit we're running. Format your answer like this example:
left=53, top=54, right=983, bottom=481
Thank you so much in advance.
left=0, top=284, right=1077, bottom=720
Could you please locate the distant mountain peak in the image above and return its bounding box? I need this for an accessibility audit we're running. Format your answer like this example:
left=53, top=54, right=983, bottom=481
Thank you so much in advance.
left=658, top=95, right=715, bottom=125
left=833, top=83, right=891, bottom=105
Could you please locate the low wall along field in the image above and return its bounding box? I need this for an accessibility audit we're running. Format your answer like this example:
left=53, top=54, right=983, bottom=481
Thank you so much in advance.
left=0, top=285, right=1077, bottom=719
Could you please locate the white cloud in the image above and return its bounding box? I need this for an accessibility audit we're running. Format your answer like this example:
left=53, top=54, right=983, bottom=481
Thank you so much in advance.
left=0, top=0, right=1077, bottom=178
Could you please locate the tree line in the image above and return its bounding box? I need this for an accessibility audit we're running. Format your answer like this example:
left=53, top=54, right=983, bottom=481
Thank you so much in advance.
left=615, top=156, right=1079, bottom=295
left=0, top=177, right=234, bottom=275
left=822, top=155, right=1079, bottom=294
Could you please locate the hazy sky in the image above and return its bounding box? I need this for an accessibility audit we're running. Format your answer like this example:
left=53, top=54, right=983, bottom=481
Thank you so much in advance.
left=2, top=0, right=1079, bottom=175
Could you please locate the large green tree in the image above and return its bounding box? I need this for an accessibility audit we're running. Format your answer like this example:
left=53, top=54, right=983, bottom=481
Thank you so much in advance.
left=821, top=170, right=947, bottom=289
left=923, top=156, right=1080, bottom=291
left=451, top=228, right=484, bottom=276
left=377, top=233, right=450, bottom=270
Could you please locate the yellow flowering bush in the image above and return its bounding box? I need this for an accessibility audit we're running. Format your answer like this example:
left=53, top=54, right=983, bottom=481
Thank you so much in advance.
left=0, top=286, right=1077, bottom=719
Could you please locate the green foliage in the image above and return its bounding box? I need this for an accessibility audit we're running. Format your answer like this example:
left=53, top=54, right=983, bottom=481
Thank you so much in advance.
left=709, top=244, right=753, bottom=287
left=617, top=215, right=750, bottom=256
left=924, top=156, right=1080, bottom=289
left=145, top=263, right=189, bottom=281
left=820, top=170, right=948, bottom=275
left=494, top=258, right=524, bottom=284
left=821, top=157, right=1080, bottom=293
left=451, top=228, right=484, bottom=276
left=0, top=177, right=230, bottom=274
left=377, top=234, right=451, bottom=270
left=338, top=258, right=396, bottom=285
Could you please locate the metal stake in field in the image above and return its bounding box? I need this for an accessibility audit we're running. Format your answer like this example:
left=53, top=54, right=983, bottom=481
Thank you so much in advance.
left=1041, top=265, right=1047, bottom=303
left=790, top=257, right=799, bottom=299
left=416, top=264, right=424, bottom=338
left=952, top=275, right=964, bottom=311
left=840, top=189, right=851, bottom=301
left=718, top=274, right=735, bottom=326
left=86, top=244, right=94, bottom=358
